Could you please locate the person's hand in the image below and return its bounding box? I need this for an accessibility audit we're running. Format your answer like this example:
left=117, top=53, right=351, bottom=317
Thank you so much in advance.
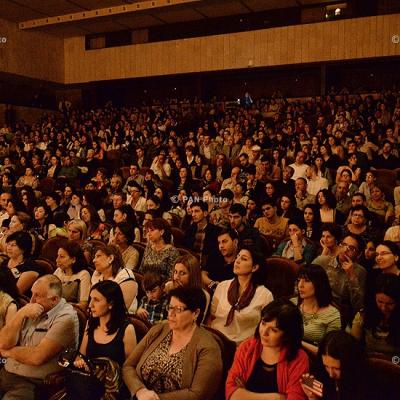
left=136, top=388, right=160, bottom=400
left=234, top=377, right=246, bottom=388
left=341, top=253, right=356, bottom=278
left=300, top=374, right=323, bottom=399
left=73, top=355, right=90, bottom=372
left=136, top=308, right=149, bottom=321
left=20, top=303, right=44, bottom=319
left=291, top=232, right=300, bottom=246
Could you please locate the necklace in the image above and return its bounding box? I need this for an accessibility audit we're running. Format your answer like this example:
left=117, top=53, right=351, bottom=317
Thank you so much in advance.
left=301, top=303, right=320, bottom=326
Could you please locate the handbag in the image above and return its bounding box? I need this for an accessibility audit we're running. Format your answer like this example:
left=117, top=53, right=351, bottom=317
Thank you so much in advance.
left=62, top=280, right=80, bottom=303
left=56, top=349, right=121, bottom=400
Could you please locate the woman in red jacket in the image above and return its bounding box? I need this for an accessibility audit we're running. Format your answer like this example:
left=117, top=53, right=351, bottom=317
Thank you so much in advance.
left=226, top=299, right=309, bottom=400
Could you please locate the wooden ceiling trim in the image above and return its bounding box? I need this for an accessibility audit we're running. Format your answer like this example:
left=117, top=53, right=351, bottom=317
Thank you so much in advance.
left=19, top=0, right=201, bottom=30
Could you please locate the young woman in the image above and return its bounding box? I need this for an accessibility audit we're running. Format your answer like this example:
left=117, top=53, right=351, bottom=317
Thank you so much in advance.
left=277, top=194, right=302, bottom=221
left=73, top=281, right=136, bottom=397
left=54, top=240, right=91, bottom=311
left=352, top=273, right=400, bottom=358
left=226, top=299, right=309, bottom=400
left=358, top=171, right=377, bottom=202
left=302, top=330, right=367, bottom=400
left=303, top=204, right=322, bottom=242
left=81, top=204, right=108, bottom=241
left=91, top=244, right=138, bottom=313
left=319, top=223, right=342, bottom=258
left=166, top=254, right=211, bottom=323
left=316, top=189, right=345, bottom=224
left=294, top=264, right=341, bottom=348
left=67, top=219, right=88, bottom=243
left=108, top=204, right=141, bottom=244
left=112, top=222, right=140, bottom=270
left=210, top=246, right=274, bottom=344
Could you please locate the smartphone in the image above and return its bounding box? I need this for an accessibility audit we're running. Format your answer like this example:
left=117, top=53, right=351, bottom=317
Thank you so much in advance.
left=302, top=376, right=323, bottom=396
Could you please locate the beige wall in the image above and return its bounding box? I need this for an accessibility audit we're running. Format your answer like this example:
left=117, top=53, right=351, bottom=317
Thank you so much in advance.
left=64, top=14, right=400, bottom=84
left=0, top=18, right=64, bottom=83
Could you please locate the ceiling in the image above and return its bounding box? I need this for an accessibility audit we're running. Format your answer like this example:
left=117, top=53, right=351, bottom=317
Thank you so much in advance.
left=0, top=0, right=339, bottom=37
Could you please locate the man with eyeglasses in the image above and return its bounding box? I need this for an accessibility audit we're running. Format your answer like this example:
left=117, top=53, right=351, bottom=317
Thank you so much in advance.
left=312, top=234, right=366, bottom=327
left=254, top=199, right=288, bottom=244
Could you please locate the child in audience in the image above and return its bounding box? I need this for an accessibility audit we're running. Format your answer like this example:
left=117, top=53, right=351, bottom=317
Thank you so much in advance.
left=136, top=272, right=168, bottom=324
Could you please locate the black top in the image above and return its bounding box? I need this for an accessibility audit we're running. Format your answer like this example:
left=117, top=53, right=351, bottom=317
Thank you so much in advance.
left=86, top=321, right=129, bottom=366
left=203, top=253, right=234, bottom=283
left=246, top=358, right=278, bottom=394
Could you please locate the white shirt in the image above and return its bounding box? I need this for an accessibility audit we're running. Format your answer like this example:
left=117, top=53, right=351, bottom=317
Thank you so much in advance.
left=211, top=279, right=273, bottom=344
left=307, top=176, right=329, bottom=196
left=289, top=162, right=309, bottom=180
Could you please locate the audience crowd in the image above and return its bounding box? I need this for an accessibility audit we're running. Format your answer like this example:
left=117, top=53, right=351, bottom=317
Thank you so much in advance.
left=0, top=89, right=400, bottom=399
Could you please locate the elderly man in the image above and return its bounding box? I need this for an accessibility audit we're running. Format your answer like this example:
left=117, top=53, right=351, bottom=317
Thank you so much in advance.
left=0, top=275, right=79, bottom=400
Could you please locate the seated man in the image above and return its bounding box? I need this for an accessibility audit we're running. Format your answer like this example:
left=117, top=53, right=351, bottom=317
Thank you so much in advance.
left=0, top=275, right=79, bottom=400
left=312, top=234, right=366, bottom=327
left=254, top=198, right=289, bottom=245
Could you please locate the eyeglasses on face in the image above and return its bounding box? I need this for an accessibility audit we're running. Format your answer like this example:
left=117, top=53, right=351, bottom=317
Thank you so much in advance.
left=167, top=305, right=188, bottom=314
left=339, top=242, right=357, bottom=252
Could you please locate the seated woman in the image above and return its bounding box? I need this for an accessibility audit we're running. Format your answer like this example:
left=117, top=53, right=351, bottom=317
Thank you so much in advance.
left=277, top=194, right=302, bottom=221
left=67, top=219, right=88, bottom=243
left=274, top=219, right=317, bottom=264
left=54, top=240, right=91, bottom=311
left=303, top=204, right=322, bottom=242
left=351, top=273, right=400, bottom=359
left=316, top=189, right=345, bottom=225
left=138, top=218, right=180, bottom=282
left=319, top=223, right=342, bottom=258
left=123, top=286, right=223, bottom=400
left=293, top=264, right=341, bottom=349
left=0, top=267, right=19, bottom=329
left=166, top=254, right=211, bottom=323
left=1, top=231, right=43, bottom=295
left=15, top=167, right=39, bottom=190
left=0, top=211, right=32, bottom=253
left=81, top=204, right=109, bottom=241
left=301, top=330, right=367, bottom=400
left=209, top=246, right=274, bottom=344
left=31, top=203, right=52, bottom=241
left=367, top=185, right=395, bottom=226
left=109, top=204, right=141, bottom=244
left=226, top=299, right=309, bottom=400
left=72, top=281, right=136, bottom=396
left=112, top=222, right=139, bottom=270
left=358, top=171, right=377, bottom=202
left=342, top=205, right=376, bottom=244
left=91, top=244, right=138, bottom=313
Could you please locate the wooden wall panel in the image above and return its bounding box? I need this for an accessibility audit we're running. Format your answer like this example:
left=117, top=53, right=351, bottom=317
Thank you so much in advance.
left=63, top=14, right=400, bottom=84
left=1, top=18, right=64, bottom=83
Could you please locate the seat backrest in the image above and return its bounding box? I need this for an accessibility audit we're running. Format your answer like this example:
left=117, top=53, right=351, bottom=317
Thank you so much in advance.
left=128, top=314, right=152, bottom=342
left=367, top=357, right=400, bottom=400
left=171, top=227, right=186, bottom=247
left=132, top=271, right=145, bottom=303
left=264, top=257, right=300, bottom=299
left=203, top=326, right=236, bottom=400
left=40, top=237, right=69, bottom=265
left=132, top=243, right=145, bottom=267
left=72, top=304, right=88, bottom=343
left=35, top=258, right=55, bottom=274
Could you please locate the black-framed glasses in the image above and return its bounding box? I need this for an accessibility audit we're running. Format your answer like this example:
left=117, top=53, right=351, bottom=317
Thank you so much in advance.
left=339, top=242, right=357, bottom=252
left=167, top=305, right=188, bottom=314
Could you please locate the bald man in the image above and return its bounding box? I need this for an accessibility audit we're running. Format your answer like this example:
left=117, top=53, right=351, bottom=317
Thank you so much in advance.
left=0, top=275, right=79, bottom=400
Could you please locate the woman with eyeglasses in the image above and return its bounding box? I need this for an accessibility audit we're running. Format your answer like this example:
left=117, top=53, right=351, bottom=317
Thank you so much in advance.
left=226, top=299, right=309, bottom=400
left=209, top=245, right=273, bottom=344
left=351, top=273, right=400, bottom=359
left=123, top=286, right=223, bottom=400
left=166, top=254, right=210, bottom=323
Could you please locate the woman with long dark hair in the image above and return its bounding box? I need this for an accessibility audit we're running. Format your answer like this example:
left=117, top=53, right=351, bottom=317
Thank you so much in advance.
left=209, top=245, right=274, bottom=344
left=352, top=273, right=400, bottom=358
left=302, top=330, right=367, bottom=400
left=72, top=281, right=136, bottom=397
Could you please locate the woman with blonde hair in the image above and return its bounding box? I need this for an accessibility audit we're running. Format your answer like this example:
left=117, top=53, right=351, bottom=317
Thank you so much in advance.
left=167, top=254, right=211, bottom=322
left=67, top=219, right=88, bottom=243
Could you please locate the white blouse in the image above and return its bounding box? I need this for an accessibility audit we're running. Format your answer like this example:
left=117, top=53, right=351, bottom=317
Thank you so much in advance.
left=211, top=279, right=273, bottom=344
